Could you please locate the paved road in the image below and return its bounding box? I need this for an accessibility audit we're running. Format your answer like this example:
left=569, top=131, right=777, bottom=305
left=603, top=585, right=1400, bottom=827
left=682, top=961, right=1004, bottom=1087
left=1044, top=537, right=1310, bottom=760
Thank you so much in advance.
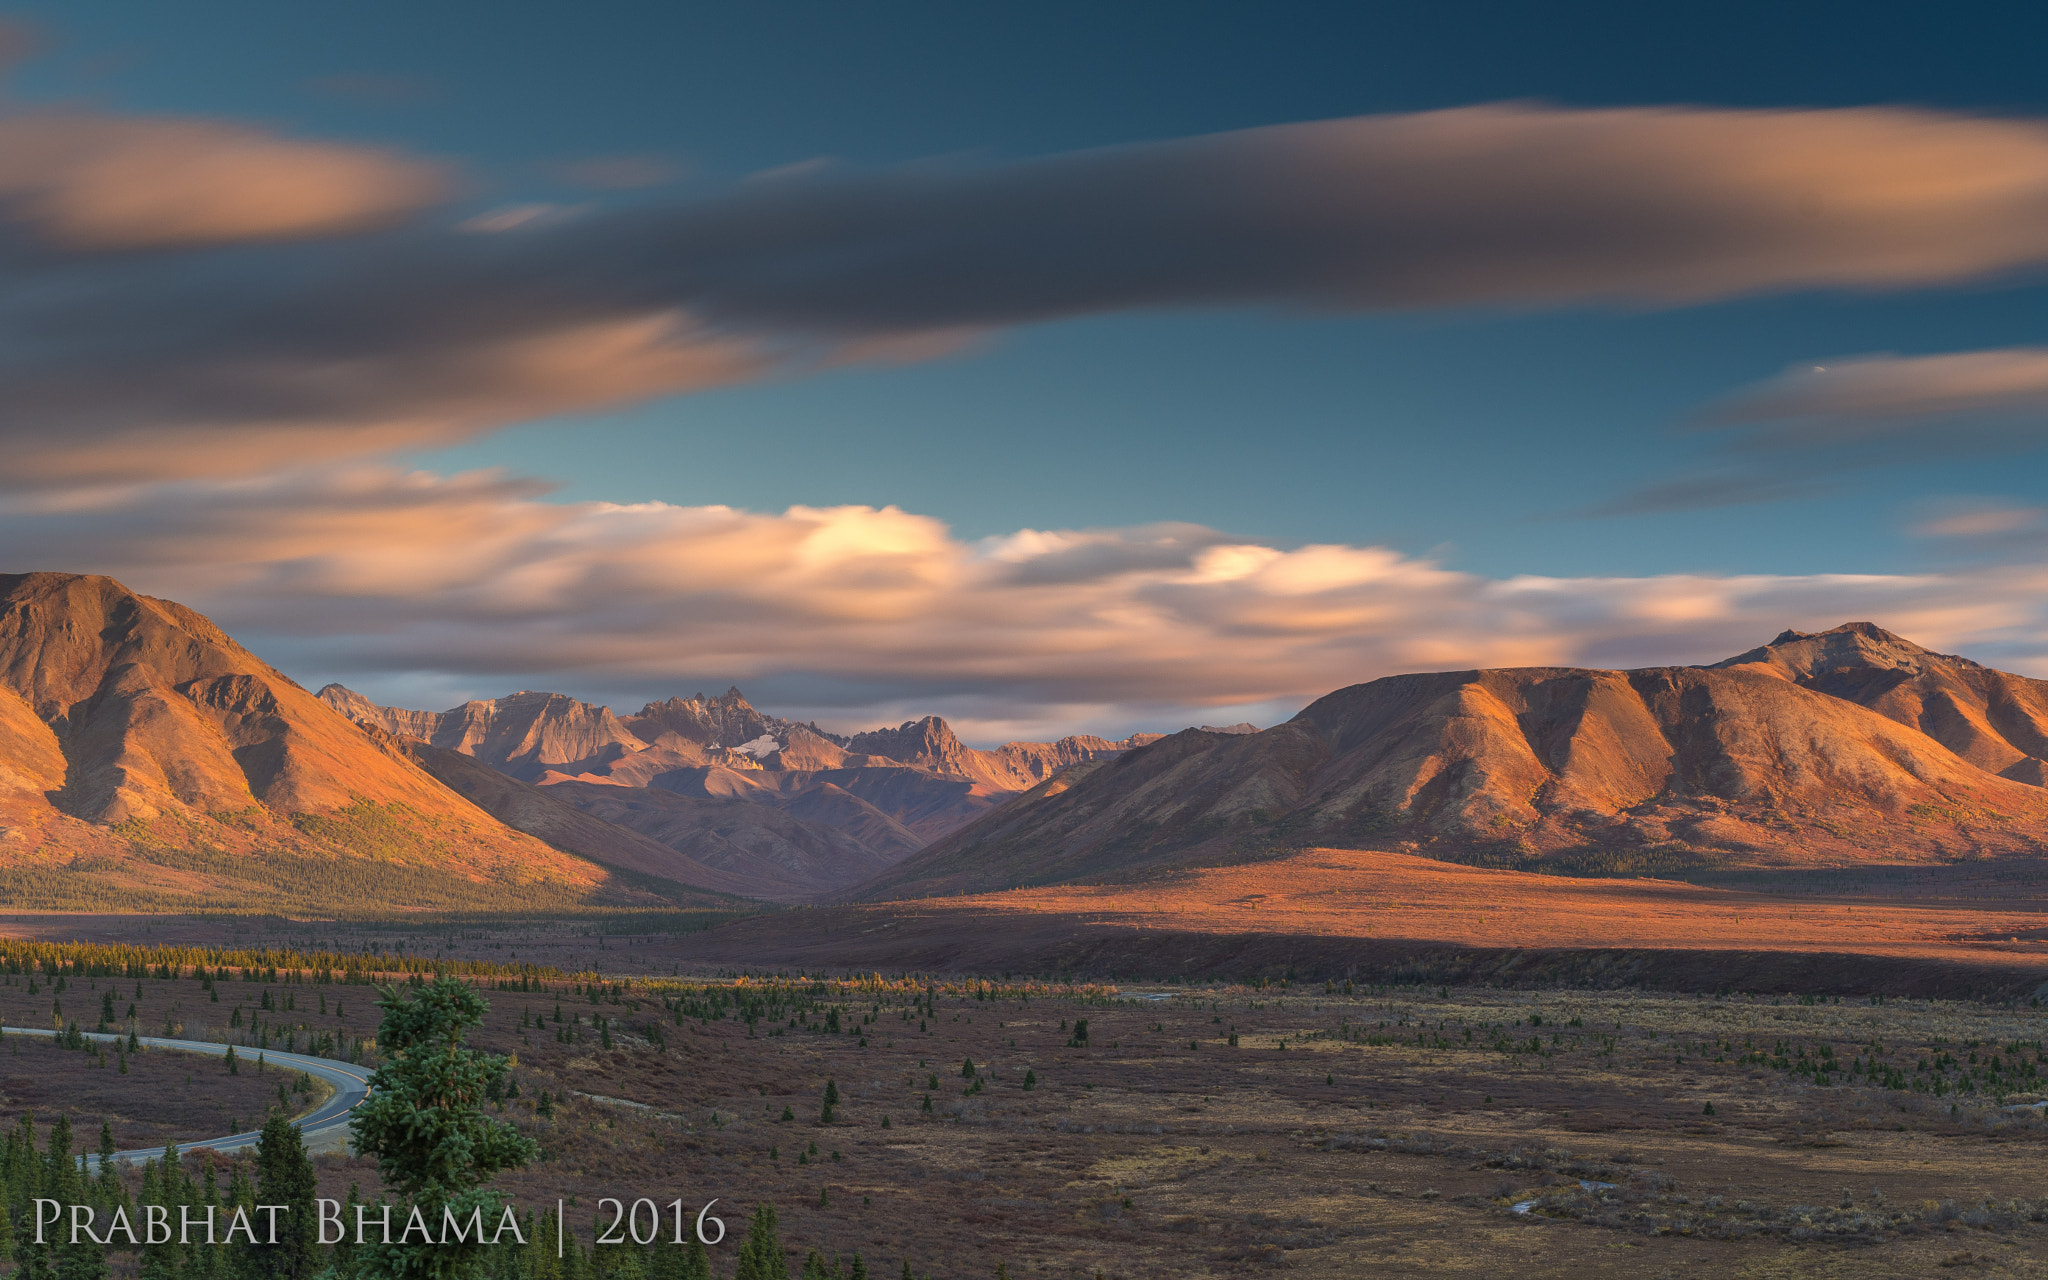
left=4, top=1027, right=372, bottom=1167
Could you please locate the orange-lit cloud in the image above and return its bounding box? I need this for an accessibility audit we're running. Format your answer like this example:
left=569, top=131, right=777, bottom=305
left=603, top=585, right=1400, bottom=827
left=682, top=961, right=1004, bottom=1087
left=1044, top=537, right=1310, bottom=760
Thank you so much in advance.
left=0, top=111, right=448, bottom=249
left=1707, top=348, right=2048, bottom=444
left=11, top=466, right=2046, bottom=735
left=7, top=105, right=2048, bottom=484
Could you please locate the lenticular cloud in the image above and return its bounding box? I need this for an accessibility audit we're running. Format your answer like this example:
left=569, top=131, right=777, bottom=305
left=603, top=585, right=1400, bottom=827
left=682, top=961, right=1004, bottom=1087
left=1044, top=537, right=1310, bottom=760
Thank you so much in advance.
left=8, top=105, right=2048, bottom=484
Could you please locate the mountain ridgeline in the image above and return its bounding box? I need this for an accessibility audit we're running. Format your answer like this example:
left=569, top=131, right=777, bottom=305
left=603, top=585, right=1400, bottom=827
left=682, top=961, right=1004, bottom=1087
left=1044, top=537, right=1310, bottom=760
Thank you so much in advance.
left=0, top=572, right=706, bottom=913
left=849, top=623, right=2048, bottom=900
left=0, top=571, right=2034, bottom=914
left=317, top=682, right=1162, bottom=901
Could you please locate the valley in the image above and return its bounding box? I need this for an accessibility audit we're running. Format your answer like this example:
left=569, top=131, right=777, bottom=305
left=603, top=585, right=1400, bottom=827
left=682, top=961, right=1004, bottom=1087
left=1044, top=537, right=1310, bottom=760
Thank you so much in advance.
left=9, top=575, right=2048, bottom=1275
left=9, top=950, right=2048, bottom=1278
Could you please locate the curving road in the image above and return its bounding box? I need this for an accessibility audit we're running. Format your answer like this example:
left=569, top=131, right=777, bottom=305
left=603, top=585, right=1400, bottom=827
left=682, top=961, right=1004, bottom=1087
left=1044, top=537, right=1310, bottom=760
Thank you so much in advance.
left=4, top=1027, right=372, bottom=1168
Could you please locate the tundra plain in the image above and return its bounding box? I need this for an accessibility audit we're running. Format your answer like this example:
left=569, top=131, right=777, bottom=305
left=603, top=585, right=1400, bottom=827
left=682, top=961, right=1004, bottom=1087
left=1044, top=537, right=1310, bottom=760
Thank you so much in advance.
left=5, top=930, right=2048, bottom=1277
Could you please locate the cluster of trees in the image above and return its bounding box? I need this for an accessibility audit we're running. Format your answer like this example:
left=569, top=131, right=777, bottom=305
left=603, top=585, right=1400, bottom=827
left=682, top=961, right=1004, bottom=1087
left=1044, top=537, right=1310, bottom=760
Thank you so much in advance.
left=0, top=939, right=568, bottom=988
left=0, top=1112, right=320, bottom=1280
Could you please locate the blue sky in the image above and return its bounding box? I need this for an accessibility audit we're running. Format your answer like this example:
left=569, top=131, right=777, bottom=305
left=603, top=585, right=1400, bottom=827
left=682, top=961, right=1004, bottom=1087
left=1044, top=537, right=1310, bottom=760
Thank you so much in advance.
left=4, top=2, right=2048, bottom=738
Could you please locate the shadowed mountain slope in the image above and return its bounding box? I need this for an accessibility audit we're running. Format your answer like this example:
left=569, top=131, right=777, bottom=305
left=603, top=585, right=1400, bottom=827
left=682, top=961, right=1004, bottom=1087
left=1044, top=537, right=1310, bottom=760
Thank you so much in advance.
left=395, top=743, right=759, bottom=897
left=321, top=682, right=1168, bottom=901
left=849, top=624, right=2048, bottom=900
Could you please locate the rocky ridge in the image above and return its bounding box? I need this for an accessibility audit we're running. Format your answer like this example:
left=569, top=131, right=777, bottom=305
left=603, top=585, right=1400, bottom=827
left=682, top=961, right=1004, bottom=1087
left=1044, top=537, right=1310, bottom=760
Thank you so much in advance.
left=317, top=683, right=1165, bottom=901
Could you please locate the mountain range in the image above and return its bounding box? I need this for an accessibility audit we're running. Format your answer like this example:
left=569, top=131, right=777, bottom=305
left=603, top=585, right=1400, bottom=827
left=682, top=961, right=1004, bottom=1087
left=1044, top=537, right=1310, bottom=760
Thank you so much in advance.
left=316, top=682, right=1161, bottom=900
left=2, top=569, right=2043, bottom=916
left=0, top=570, right=1164, bottom=908
left=852, top=622, right=2048, bottom=899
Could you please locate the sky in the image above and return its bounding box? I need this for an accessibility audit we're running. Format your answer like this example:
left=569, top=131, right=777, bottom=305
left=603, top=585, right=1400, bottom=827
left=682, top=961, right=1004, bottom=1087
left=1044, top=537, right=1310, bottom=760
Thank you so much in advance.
left=4, top=1, right=2048, bottom=742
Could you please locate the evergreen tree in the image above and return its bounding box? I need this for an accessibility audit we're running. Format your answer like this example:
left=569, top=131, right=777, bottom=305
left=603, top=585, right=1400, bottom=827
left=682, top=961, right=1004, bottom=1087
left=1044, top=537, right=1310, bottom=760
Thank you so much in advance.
left=11, top=1112, right=54, bottom=1280
left=249, top=1118, right=321, bottom=1280
left=528, top=1206, right=562, bottom=1280
left=732, top=1205, right=786, bottom=1280
left=677, top=1238, right=710, bottom=1280
left=328, top=1185, right=364, bottom=1280
left=349, top=978, right=537, bottom=1280
left=136, top=1151, right=181, bottom=1280
left=95, top=1124, right=117, bottom=1196
left=47, top=1116, right=107, bottom=1280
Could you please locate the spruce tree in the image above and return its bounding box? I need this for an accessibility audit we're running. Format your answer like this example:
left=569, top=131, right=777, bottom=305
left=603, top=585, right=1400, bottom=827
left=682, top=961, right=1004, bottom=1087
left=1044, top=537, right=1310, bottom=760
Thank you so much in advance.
left=46, top=1116, right=107, bottom=1280
left=349, top=978, right=538, bottom=1280
left=328, top=1185, right=364, bottom=1280
left=95, top=1124, right=117, bottom=1195
left=678, top=1237, right=710, bottom=1280
left=249, top=1118, right=321, bottom=1280
left=732, top=1205, right=786, bottom=1280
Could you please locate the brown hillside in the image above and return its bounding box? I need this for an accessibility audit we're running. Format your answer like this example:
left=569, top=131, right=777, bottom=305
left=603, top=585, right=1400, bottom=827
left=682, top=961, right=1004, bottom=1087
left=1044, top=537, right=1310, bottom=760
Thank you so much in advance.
left=850, top=624, right=2048, bottom=901
left=1715, top=622, right=2048, bottom=781
left=540, top=778, right=907, bottom=901
left=398, top=744, right=756, bottom=897
left=0, top=572, right=696, bottom=913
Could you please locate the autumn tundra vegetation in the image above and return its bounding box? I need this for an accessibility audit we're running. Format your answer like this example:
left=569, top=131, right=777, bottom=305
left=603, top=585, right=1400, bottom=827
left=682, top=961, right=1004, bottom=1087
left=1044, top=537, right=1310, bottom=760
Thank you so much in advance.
left=0, top=937, right=2040, bottom=1276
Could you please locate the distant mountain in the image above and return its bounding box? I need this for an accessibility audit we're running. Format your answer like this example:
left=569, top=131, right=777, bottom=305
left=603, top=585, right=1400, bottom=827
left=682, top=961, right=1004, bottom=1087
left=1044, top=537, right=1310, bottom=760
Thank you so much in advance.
left=0, top=573, right=710, bottom=913
left=626, top=688, right=841, bottom=757
left=318, top=683, right=1161, bottom=901
left=842, top=715, right=1162, bottom=790
left=321, top=685, right=655, bottom=781
left=848, top=623, right=2048, bottom=900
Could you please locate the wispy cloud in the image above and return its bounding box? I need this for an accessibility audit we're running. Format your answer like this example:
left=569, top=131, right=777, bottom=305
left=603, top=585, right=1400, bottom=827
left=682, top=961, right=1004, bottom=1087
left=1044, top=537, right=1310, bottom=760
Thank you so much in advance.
left=6, top=104, right=2048, bottom=484
left=10, top=466, right=2047, bottom=733
left=1710, top=348, right=2048, bottom=444
left=0, top=111, right=448, bottom=249
left=1913, top=499, right=2048, bottom=540
left=1599, top=347, right=2048, bottom=513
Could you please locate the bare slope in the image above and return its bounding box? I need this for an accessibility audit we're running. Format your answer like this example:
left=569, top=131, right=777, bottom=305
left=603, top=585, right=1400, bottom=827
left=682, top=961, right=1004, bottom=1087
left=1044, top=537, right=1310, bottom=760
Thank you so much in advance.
left=396, top=743, right=757, bottom=898
left=1715, top=622, right=2048, bottom=784
left=851, top=623, right=2048, bottom=900
left=0, top=573, right=685, bottom=912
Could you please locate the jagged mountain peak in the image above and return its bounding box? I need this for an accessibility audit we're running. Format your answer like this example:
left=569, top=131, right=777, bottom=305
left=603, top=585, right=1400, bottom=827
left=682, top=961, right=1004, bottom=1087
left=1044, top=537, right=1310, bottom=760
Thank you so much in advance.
left=624, top=687, right=832, bottom=752
left=847, top=715, right=967, bottom=763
